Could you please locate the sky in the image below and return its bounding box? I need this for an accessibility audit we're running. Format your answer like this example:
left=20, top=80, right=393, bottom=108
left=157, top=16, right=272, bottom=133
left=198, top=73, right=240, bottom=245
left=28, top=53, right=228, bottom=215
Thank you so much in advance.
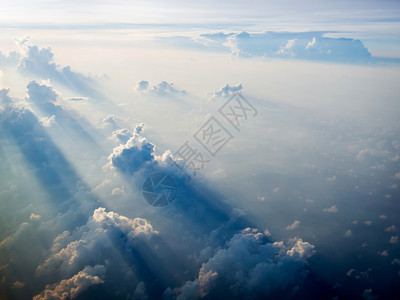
left=0, top=1, right=400, bottom=300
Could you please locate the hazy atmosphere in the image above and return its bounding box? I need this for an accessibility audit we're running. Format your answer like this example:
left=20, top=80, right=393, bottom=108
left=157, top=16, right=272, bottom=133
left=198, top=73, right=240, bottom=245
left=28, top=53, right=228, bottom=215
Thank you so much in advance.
left=1, top=1, right=400, bottom=299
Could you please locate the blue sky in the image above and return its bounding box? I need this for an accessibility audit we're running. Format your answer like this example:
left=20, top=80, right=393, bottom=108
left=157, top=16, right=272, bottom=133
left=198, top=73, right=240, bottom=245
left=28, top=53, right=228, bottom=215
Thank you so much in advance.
left=1, top=1, right=400, bottom=300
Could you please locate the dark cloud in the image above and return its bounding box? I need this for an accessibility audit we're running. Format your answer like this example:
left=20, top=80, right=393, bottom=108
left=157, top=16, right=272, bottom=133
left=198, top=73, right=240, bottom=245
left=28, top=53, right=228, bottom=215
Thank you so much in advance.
left=167, top=228, right=314, bottom=299
left=33, top=265, right=106, bottom=300
left=108, top=124, right=158, bottom=175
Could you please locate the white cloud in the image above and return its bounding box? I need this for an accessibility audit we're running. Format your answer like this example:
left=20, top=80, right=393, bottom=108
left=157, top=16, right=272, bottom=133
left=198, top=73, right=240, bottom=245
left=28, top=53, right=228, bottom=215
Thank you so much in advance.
left=286, top=238, right=315, bottom=259
left=390, top=236, right=399, bottom=244
left=109, top=128, right=133, bottom=144
left=0, top=49, right=20, bottom=68
left=306, top=37, right=317, bottom=49
left=211, top=83, right=242, bottom=99
left=136, top=80, right=186, bottom=96
left=277, top=39, right=297, bottom=56
left=202, top=31, right=373, bottom=62
left=107, top=124, right=157, bottom=175
left=92, top=207, right=157, bottom=237
left=111, top=186, right=125, bottom=196
left=136, top=80, right=149, bottom=91
left=100, top=114, right=122, bottom=130
left=286, top=220, right=300, bottom=230
left=40, top=115, right=56, bottom=127
left=18, top=41, right=103, bottom=98
left=323, top=205, right=338, bottom=213
left=30, top=213, right=41, bottom=221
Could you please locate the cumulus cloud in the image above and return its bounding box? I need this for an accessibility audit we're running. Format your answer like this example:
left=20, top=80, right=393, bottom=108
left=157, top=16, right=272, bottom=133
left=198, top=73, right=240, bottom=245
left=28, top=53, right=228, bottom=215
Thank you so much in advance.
left=92, top=207, right=157, bottom=237
left=100, top=114, right=123, bottom=130
left=200, top=31, right=372, bottom=62
left=109, top=128, right=133, bottom=144
left=106, top=123, right=175, bottom=177
left=0, top=50, right=20, bottom=68
left=40, top=115, right=56, bottom=127
left=306, top=37, right=317, bottom=49
left=27, top=80, right=58, bottom=106
left=107, top=124, right=158, bottom=175
left=111, top=186, right=125, bottom=196
left=286, top=220, right=300, bottom=230
left=136, top=80, right=149, bottom=91
left=136, top=80, right=186, bottom=96
left=169, top=228, right=314, bottom=299
left=30, top=213, right=42, bottom=221
left=33, top=265, right=105, bottom=300
left=37, top=207, right=158, bottom=277
left=323, top=205, right=338, bottom=213
left=17, top=39, right=104, bottom=98
left=211, top=83, right=242, bottom=100
left=276, top=39, right=297, bottom=56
